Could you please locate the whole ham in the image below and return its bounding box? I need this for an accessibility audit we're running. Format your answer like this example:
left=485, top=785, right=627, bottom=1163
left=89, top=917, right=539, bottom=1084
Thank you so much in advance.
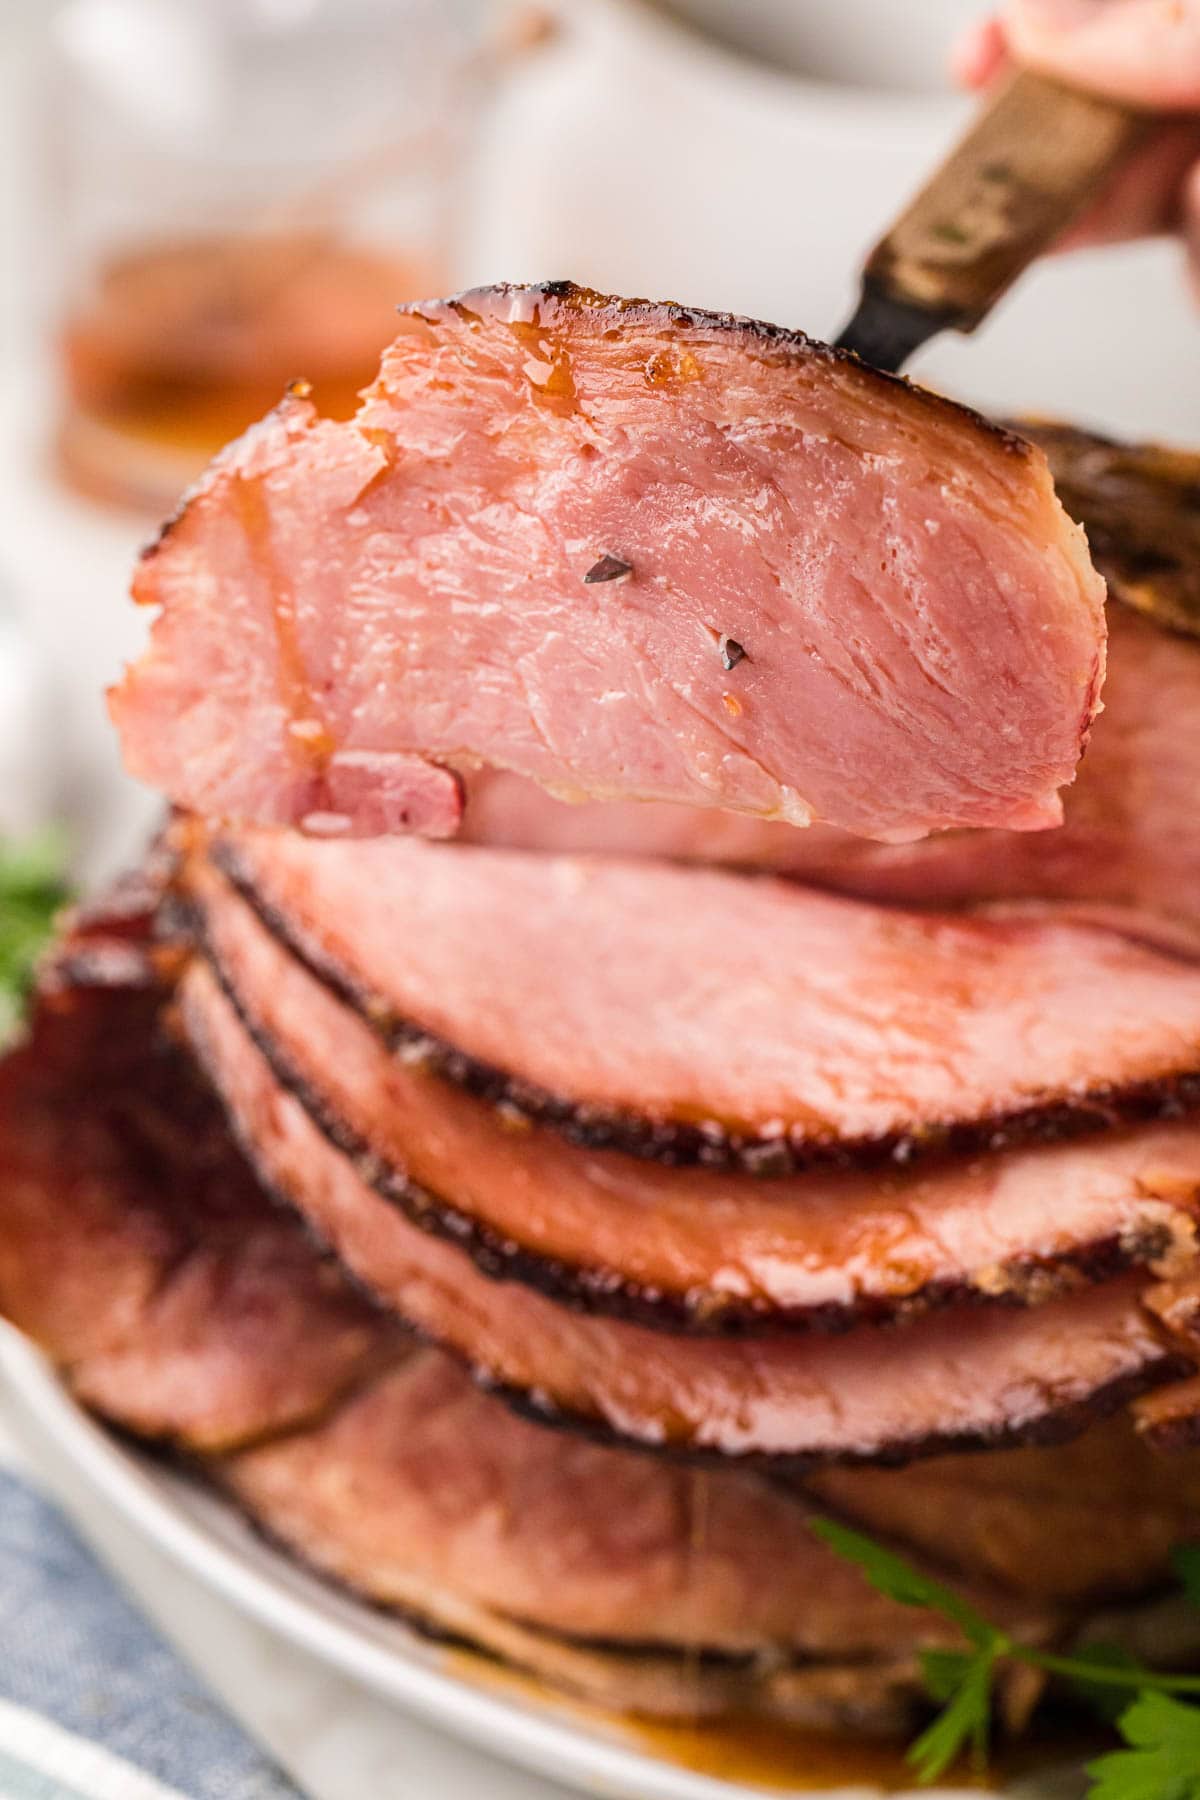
left=110, top=283, right=1105, bottom=844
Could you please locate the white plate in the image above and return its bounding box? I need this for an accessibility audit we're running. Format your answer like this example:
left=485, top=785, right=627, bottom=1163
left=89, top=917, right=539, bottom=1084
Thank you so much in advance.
left=0, top=1330, right=1090, bottom=1800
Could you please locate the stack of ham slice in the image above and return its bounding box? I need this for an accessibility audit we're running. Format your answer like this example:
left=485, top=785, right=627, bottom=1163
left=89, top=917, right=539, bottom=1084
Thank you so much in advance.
left=5, top=284, right=1200, bottom=1744
left=8, top=887, right=1200, bottom=1734
left=171, top=828, right=1200, bottom=1468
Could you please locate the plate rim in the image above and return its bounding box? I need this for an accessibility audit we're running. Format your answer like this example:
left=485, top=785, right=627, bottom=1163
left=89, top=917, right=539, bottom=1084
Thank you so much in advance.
left=0, top=1325, right=1005, bottom=1800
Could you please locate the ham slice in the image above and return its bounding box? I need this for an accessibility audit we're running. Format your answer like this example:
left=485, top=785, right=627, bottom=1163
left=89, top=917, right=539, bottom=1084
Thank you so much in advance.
left=0, top=897, right=392, bottom=1451
left=208, top=829, right=1200, bottom=1171
left=222, top=1345, right=974, bottom=1661
left=221, top=1351, right=970, bottom=1732
left=110, top=282, right=1105, bottom=844
left=178, top=960, right=1193, bottom=1467
left=461, top=604, right=1200, bottom=961
left=187, top=856, right=1200, bottom=1331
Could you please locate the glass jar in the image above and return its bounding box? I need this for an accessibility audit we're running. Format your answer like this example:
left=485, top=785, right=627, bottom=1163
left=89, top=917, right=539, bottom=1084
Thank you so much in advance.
left=45, top=0, right=481, bottom=512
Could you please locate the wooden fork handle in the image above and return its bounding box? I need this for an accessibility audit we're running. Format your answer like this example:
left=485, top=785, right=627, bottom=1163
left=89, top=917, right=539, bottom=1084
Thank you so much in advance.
left=861, top=69, right=1148, bottom=336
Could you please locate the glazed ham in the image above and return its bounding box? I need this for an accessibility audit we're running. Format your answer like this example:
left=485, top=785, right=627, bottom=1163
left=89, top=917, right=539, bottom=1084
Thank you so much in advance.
left=455, top=427, right=1200, bottom=952
left=207, top=830, right=1200, bottom=1171
left=110, top=283, right=1105, bottom=844
left=0, top=912, right=1067, bottom=1732
left=186, top=857, right=1200, bottom=1331
left=179, top=961, right=1193, bottom=1467
left=10, top=887, right=1200, bottom=1727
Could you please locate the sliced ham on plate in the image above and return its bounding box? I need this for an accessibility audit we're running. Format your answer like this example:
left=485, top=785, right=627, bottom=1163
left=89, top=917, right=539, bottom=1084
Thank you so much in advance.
left=0, top=905, right=1055, bottom=1731
left=185, top=855, right=1200, bottom=1332
left=205, top=829, right=1200, bottom=1171
left=110, top=283, right=1105, bottom=844
left=178, top=959, right=1195, bottom=1469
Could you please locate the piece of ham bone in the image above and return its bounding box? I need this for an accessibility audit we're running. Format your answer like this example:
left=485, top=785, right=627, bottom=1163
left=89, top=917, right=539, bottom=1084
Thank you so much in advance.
left=110, top=283, right=1105, bottom=843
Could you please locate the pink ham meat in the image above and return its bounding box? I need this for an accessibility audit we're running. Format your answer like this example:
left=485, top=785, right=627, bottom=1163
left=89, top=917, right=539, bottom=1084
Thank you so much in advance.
left=0, top=896, right=393, bottom=1451
left=209, top=830, right=1200, bottom=1171
left=461, top=605, right=1200, bottom=959
left=110, top=283, right=1105, bottom=844
left=187, top=856, right=1200, bottom=1331
left=0, top=904, right=1059, bottom=1731
left=178, top=960, right=1193, bottom=1467
left=222, top=1345, right=984, bottom=1664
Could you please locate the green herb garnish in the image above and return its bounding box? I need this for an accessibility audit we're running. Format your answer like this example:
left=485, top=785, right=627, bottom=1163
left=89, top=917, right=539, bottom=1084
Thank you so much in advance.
left=810, top=1515, right=1200, bottom=1793
left=0, top=827, right=71, bottom=1039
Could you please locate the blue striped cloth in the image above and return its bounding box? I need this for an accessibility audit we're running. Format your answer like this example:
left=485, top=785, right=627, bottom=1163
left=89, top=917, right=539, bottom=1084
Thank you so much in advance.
left=0, top=1467, right=303, bottom=1800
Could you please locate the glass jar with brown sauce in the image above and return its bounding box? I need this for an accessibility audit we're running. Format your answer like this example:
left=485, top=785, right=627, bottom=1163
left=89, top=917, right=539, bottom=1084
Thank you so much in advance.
left=44, top=0, right=481, bottom=512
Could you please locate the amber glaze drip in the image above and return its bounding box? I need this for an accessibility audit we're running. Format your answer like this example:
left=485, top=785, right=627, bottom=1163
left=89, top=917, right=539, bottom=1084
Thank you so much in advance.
left=230, top=473, right=334, bottom=776
left=445, top=1644, right=1104, bottom=1793
left=506, top=318, right=578, bottom=414
left=627, top=1715, right=934, bottom=1791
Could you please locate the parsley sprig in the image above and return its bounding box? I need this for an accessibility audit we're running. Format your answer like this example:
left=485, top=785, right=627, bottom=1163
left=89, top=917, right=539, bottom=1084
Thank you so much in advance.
left=811, top=1519, right=1200, bottom=1794
left=0, top=827, right=71, bottom=1040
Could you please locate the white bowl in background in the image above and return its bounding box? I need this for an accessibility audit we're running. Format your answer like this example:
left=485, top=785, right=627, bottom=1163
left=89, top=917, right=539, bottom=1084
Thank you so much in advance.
left=463, top=0, right=1198, bottom=440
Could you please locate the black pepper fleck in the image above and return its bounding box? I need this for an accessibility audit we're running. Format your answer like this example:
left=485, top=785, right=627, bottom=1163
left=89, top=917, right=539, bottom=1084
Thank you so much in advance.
left=584, top=555, right=633, bottom=584
left=719, top=635, right=747, bottom=671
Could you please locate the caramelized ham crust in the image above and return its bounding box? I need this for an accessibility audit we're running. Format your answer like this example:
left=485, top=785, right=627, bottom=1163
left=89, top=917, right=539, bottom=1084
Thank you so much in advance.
left=207, top=830, right=1200, bottom=1171
left=179, top=961, right=1194, bottom=1468
left=186, top=857, right=1200, bottom=1332
left=110, top=283, right=1104, bottom=844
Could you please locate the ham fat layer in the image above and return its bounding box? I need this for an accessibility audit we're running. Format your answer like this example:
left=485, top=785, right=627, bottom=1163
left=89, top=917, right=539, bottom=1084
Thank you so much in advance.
left=111, top=283, right=1105, bottom=844
left=186, top=857, right=1200, bottom=1332
left=208, top=830, right=1200, bottom=1170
